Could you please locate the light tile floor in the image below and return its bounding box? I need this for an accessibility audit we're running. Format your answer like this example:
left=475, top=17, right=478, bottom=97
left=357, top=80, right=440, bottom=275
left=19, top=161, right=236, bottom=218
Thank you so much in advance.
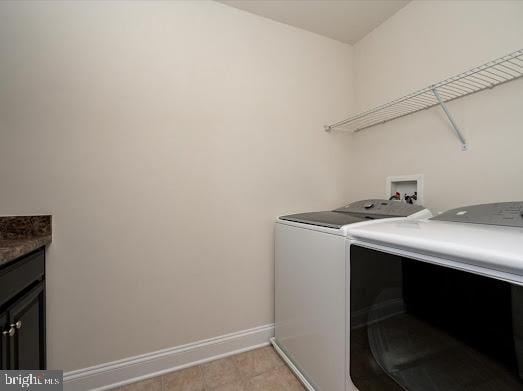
left=113, top=346, right=305, bottom=391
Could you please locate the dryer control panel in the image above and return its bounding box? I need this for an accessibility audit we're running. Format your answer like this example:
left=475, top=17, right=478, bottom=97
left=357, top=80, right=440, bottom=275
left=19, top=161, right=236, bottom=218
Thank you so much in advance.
left=431, top=202, right=523, bottom=227
left=334, top=199, right=424, bottom=217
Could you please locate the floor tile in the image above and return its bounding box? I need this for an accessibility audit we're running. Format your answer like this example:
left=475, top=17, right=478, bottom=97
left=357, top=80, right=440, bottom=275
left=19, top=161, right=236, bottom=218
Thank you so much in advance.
left=208, top=379, right=247, bottom=391
left=277, top=366, right=305, bottom=391
left=122, top=377, right=162, bottom=391
left=261, top=346, right=286, bottom=373
left=232, top=346, right=284, bottom=378
left=248, top=366, right=304, bottom=391
left=201, top=357, right=241, bottom=389
left=113, top=347, right=303, bottom=391
left=163, top=365, right=204, bottom=391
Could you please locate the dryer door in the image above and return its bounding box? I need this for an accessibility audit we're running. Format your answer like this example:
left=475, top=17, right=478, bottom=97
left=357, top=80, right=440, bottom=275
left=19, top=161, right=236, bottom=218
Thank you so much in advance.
left=349, top=245, right=523, bottom=391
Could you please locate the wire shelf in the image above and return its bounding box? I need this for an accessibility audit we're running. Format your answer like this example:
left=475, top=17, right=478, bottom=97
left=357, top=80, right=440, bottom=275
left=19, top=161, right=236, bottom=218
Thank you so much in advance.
left=325, top=49, right=523, bottom=148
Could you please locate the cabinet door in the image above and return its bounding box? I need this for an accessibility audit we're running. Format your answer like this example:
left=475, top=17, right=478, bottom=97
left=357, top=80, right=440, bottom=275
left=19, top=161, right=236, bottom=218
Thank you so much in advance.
left=8, top=283, right=45, bottom=370
left=0, top=311, right=9, bottom=369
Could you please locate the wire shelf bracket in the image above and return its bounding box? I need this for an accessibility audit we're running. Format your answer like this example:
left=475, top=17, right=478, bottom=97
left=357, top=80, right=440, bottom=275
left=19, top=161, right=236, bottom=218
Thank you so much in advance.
left=325, top=49, right=523, bottom=151
left=432, top=87, right=467, bottom=150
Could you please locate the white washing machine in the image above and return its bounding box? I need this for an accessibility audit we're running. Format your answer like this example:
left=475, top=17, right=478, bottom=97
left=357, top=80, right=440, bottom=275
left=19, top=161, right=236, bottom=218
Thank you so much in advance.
left=271, top=199, right=431, bottom=390
left=346, top=202, right=523, bottom=390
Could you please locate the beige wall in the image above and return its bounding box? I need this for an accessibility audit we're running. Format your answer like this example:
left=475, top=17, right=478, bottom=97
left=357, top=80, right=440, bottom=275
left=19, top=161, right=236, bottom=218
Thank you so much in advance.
left=350, top=0, right=523, bottom=213
left=0, top=1, right=354, bottom=370
left=2, top=0, right=522, bottom=373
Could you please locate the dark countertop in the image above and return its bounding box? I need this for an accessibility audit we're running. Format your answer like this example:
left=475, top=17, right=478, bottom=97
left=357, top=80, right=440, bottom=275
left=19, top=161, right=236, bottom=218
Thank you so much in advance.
left=0, top=215, right=52, bottom=267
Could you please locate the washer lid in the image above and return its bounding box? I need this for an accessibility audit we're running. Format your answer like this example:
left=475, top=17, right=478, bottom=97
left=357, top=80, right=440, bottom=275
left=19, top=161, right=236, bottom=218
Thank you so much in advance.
left=279, top=211, right=367, bottom=229
left=431, top=202, right=523, bottom=227
left=279, top=199, right=426, bottom=229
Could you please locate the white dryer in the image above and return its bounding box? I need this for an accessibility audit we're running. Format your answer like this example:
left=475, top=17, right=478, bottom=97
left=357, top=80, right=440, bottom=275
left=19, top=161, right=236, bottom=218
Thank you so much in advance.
left=271, top=199, right=431, bottom=390
left=346, top=202, right=523, bottom=390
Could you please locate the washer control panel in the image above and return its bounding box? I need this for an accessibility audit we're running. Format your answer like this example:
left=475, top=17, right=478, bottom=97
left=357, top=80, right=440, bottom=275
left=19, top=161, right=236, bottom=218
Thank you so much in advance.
left=334, top=199, right=424, bottom=217
left=431, top=202, right=523, bottom=227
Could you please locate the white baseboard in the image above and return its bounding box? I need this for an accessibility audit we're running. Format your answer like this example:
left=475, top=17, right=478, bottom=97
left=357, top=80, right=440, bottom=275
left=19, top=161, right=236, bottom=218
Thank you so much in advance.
left=64, top=324, right=275, bottom=391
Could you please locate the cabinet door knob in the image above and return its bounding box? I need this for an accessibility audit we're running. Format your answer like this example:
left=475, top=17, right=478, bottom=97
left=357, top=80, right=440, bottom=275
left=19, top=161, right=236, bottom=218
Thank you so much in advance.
left=2, top=327, right=15, bottom=337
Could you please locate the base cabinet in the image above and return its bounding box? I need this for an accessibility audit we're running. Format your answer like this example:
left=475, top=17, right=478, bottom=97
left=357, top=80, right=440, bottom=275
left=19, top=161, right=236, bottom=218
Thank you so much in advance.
left=0, top=249, right=46, bottom=370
